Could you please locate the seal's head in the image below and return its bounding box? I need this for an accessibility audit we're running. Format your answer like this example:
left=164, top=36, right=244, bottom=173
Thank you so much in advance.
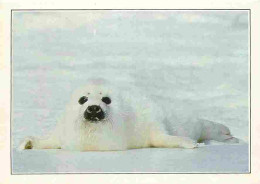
left=71, top=79, right=114, bottom=124
left=78, top=94, right=111, bottom=122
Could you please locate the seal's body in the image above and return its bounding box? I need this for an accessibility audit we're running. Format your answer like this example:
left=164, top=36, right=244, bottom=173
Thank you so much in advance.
left=19, top=80, right=238, bottom=151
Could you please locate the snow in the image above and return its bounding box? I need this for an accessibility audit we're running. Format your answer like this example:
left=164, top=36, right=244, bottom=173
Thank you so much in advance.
left=12, top=10, right=249, bottom=173
left=13, top=144, right=248, bottom=173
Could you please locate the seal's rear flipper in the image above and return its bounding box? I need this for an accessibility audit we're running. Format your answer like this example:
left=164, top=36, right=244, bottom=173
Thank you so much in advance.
left=198, top=119, right=241, bottom=144
left=223, top=136, right=240, bottom=143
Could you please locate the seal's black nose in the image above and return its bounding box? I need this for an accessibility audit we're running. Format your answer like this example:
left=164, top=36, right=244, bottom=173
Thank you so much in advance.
left=87, top=105, right=101, bottom=113
left=84, top=105, right=105, bottom=122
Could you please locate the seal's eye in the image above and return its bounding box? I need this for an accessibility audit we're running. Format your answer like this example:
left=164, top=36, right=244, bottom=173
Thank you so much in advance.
left=102, top=97, right=111, bottom=105
left=78, top=96, right=88, bottom=105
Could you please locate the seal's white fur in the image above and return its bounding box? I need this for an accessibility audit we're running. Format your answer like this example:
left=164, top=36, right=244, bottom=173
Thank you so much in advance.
left=19, top=80, right=239, bottom=151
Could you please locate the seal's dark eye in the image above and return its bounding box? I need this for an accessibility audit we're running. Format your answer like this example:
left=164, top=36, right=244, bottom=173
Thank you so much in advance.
left=78, top=96, right=88, bottom=105
left=102, top=97, right=111, bottom=105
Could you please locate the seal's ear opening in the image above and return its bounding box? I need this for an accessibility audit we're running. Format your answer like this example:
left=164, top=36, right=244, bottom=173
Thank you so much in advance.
left=102, top=97, right=111, bottom=105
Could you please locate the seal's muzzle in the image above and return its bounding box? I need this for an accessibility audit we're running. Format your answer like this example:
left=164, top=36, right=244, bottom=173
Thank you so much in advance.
left=84, top=105, right=105, bottom=122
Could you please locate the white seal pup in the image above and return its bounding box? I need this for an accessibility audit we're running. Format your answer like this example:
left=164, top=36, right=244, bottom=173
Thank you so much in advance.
left=19, top=80, right=239, bottom=151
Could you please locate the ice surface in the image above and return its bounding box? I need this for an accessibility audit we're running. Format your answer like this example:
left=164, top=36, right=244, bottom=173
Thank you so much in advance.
left=12, top=10, right=249, bottom=173
left=13, top=144, right=248, bottom=173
